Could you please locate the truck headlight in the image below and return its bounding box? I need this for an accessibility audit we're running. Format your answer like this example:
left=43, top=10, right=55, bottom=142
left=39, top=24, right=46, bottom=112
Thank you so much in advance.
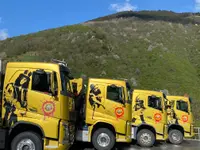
left=62, top=123, right=70, bottom=144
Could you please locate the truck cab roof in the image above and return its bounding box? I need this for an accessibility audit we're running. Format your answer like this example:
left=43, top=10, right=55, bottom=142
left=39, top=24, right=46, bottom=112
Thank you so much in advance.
left=167, top=95, right=189, bottom=102
left=88, top=78, right=126, bottom=86
left=133, top=89, right=164, bottom=96
left=6, top=62, right=60, bottom=72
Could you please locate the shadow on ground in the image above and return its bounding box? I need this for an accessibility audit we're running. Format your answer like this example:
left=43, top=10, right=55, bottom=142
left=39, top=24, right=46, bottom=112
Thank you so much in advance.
left=70, top=140, right=200, bottom=150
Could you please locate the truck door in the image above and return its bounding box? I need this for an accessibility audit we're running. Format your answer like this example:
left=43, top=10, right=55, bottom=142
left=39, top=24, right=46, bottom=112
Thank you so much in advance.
left=143, top=95, right=165, bottom=136
left=27, top=69, right=60, bottom=120
left=103, top=84, right=128, bottom=134
left=175, top=100, right=191, bottom=133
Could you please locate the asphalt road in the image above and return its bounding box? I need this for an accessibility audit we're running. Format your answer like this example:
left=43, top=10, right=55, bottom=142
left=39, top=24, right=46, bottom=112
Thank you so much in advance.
left=70, top=140, right=200, bottom=150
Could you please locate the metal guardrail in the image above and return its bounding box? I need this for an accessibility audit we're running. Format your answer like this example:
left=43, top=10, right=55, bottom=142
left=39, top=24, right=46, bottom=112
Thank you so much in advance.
left=183, top=127, right=200, bottom=141
left=193, top=127, right=200, bottom=140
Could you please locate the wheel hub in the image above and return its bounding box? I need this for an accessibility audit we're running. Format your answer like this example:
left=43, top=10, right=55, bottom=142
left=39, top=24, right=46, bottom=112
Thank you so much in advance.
left=140, top=133, right=151, bottom=144
left=97, top=133, right=110, bottom=147
left=172, top=133, right=180, bottom=142
left=17, top=139, right=35, bottom=150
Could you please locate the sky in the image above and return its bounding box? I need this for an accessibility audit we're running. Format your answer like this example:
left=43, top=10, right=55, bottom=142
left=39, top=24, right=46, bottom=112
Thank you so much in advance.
left=0, top=0, right=199, bottom=40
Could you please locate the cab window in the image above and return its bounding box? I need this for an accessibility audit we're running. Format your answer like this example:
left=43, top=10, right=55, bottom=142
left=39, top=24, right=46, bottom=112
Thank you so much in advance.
left=107, top=85, right=123, bottom=103
left=148, top=96, right=162, bottom=111
left=32, top=70, right=52, bottom=94
left=176, top=100, right=188, bottom=112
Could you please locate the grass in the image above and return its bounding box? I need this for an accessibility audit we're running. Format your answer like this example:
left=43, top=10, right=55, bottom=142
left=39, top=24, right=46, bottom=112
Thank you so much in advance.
left=1, top=11, right=200, bottom=125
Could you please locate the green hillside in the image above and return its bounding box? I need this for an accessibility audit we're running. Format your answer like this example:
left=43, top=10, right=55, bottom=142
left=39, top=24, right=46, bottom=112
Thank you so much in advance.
left=1, top=10, right=200, bottom=125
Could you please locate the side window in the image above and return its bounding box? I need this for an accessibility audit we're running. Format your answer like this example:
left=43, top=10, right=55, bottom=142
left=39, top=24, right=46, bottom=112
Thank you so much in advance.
left=107, top=85, right=123, bottom=103
left=176, top=100, right=188, bottom=112
left=32, top=70, right=51, bottom=94
left=148, top=96, right=162, bottom=111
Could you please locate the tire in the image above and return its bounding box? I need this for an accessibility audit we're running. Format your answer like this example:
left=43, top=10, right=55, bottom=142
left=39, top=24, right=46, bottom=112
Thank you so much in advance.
left=11, top=131, right=42, bottom=150
left=136, top=129, right=155, bottom=147
left=168, top=129, right=183, bottom=145
left=92, top=128, right=115, bottom=150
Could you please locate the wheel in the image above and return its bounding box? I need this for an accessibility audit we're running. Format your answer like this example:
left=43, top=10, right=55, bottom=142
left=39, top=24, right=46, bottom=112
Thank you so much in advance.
left=136, top=129, right=155, bottom=147
left=92, top=128, right=115, bottom=150
left=11, top=131, right=42, bottom=150
left=168, top=129, right=183, bottom=145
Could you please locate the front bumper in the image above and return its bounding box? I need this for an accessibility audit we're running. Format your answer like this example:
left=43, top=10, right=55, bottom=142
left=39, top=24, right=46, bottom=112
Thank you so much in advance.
left=43, top=121, right=75, bottom=150
left=116, top=121, right=132, bottom=143
left=44, top=138, right=71, bottom=150
left=62, top=122, right=76, bottom=145
left=184, top=125, right=195, bottom=138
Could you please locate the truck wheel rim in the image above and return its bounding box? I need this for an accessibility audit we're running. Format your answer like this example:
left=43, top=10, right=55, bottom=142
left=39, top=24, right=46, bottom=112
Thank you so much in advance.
left=172, top=133, right=180, bottom=142
left=17, top=139, right=35, bottom=150
left=97, top=133, right=110, bottom=147
left=140, top=133, right=151, bottom=145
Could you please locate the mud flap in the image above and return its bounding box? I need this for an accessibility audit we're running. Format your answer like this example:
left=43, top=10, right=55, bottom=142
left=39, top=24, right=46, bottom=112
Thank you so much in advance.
left=0, top=128, right=7, bottom=149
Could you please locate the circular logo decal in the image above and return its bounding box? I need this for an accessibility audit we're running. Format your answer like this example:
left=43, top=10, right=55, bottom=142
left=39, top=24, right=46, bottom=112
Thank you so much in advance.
left=42, top=101, right=56, bottom=118
left=154, top=113, right=162, bottom=123
left=182, top=115, right=188, bottom=123
left=115, top=107, right=124, bottom=119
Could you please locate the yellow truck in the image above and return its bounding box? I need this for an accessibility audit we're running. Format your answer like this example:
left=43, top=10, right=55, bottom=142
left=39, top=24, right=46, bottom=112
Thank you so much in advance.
left=70, top=78, right=132, bottom=150
left=0, top=60, right=76, bottom=150
left=166, top=95, right=194, bottom=144
left=131, top=89, right=168, bottom=147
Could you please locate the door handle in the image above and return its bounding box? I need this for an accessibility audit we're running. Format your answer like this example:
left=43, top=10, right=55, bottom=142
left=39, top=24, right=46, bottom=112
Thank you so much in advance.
left=147, top=116, right=152, bottom=119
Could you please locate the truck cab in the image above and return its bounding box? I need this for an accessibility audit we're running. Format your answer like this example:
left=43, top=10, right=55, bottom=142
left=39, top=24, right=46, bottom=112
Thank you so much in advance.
left=131, top=90, right=168, bottom=147
left=71, top=78, right=132, bottom=150
left=166, top=95, right=194, bottom=144
left=0, top=60, right=76, bottom=150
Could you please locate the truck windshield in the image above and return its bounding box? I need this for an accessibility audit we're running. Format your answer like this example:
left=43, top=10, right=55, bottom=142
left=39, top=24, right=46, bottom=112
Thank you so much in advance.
left=148, top=96, right=162, bottom=111
left=176, top=100, right=188, bottom=112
